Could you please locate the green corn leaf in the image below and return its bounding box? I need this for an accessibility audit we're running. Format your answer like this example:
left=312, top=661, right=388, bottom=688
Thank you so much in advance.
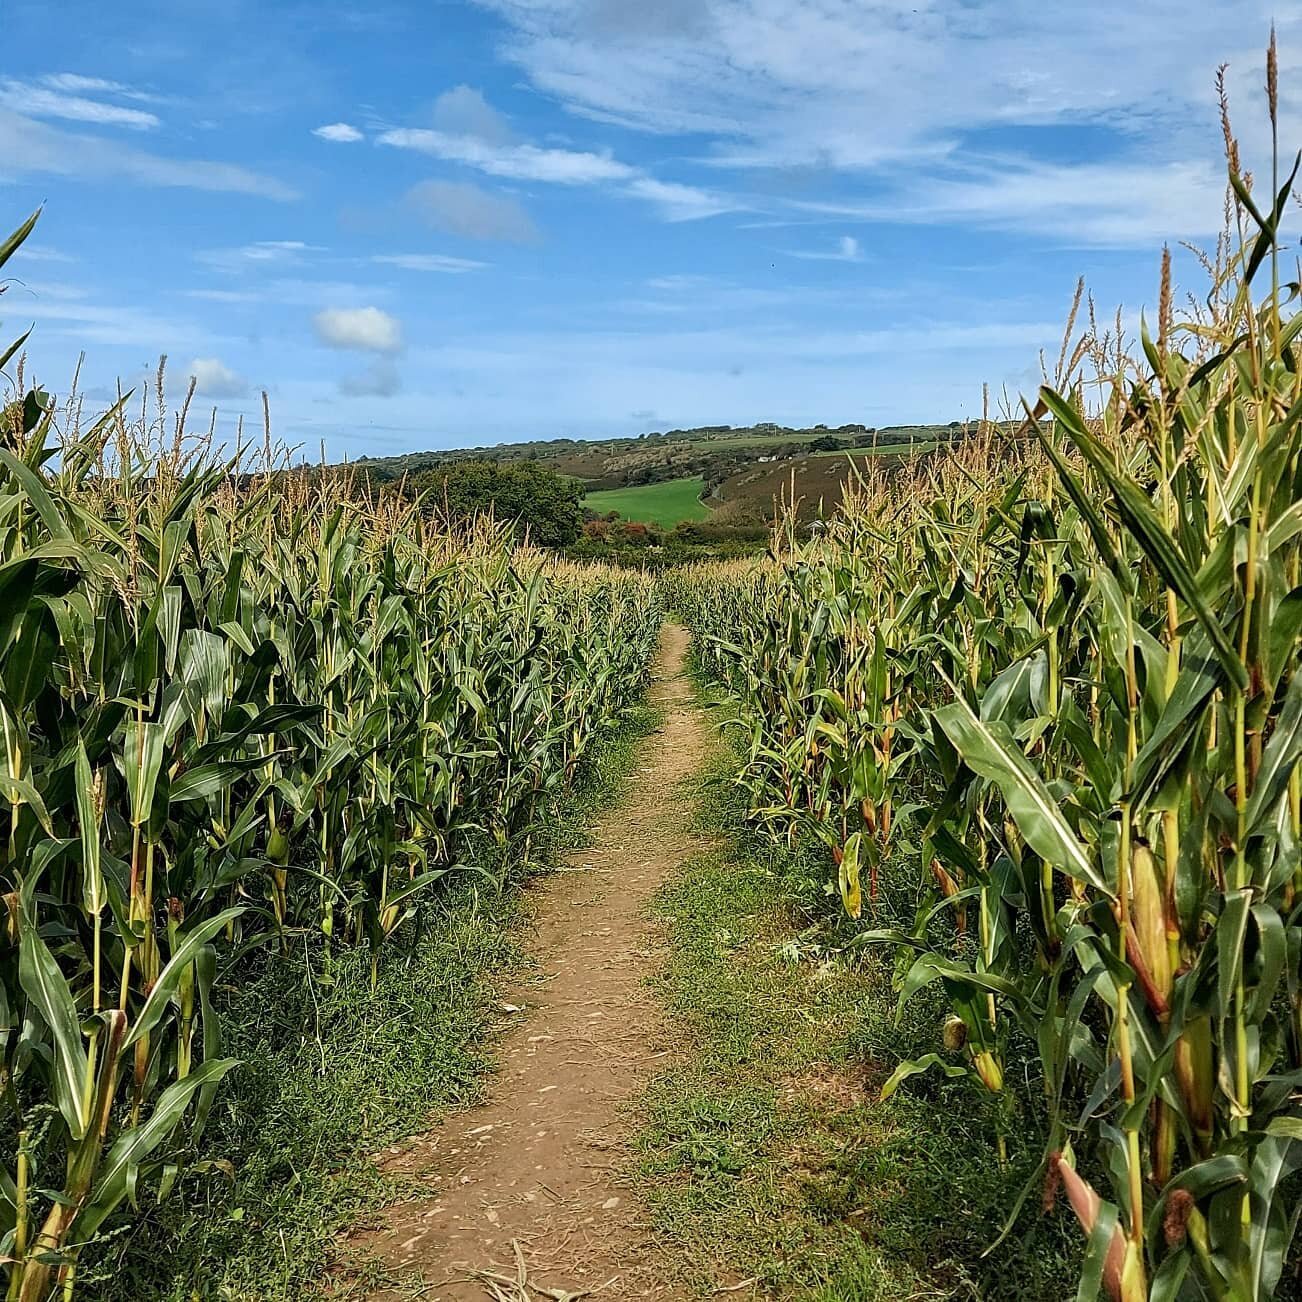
left=1248, top=904, right=1287, bottom=1023
left=0, top=448, right=73, bottom=542
left=1245, top=672, right=1302, bottom=840
left=0, top=326, right=32, bottom=373
left=1247, top=1136, right=1299, bottom=1296
left=1075, top=1197, right=1119, bottom=1302
left=192, top=944, right=222, bottom=1136
left=124, top=907, right=243, bottom=1049
left=169, top=755, right=279, bottom=804
left=18, top=887, right=89, bottom=1139
left=76, top=1056, right=239, bottom=1239
left=1148, top=1249, right=1191, bottom=1302
left=838, top=830, right=862, bottom=918
left=124, top=720, right=165, bottom=830
left=1040, top=386, right=1248, bottom=690
left=74, top=739, right=103, bottom=918
left=879, top=1053, right=970, bottom=1100
left=1265, top=1118, right=1302, bottom=1140
left=1030, top=404, right=1127, bottom=588
left=0, top=210, right=40, bottom=270
left=934, top=696, right=1109, bottom=895
left=1217, top=891, right=1252, bottom=1021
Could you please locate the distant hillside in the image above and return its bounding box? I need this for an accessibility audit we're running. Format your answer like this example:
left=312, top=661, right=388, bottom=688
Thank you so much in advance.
left=346, top=421, right=966, bottom=489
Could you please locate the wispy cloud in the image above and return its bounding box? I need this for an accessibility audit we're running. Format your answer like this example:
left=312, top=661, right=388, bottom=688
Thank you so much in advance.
left=796, top=158, right=1227, bottom=246
left=183, top=288, right=264, bottom=304
left=42, top=74, right=155, bottom=98
left=480, top=0, right=1271, bottom=156
left=379, top=85, right=741, bottom=221
left=0, top=110, right=298, bottom=200
left=0, top=76, right=161, bottom=130
left=184, top=278, right=396, bottom=309
left=475, top=0, right=1294, bottom=245
left=623, top=177, right=740, bottom=221
left=378, top=128, right=635, bottom=184
left=197, top=240, right=321, bottom=273
left=13, top=244, right=76, bottom=265
left=8, top=280, right=217, bottom=350
left=788, top=235, right=863, bottom=262
left=372, top=252, right=488, bottom=273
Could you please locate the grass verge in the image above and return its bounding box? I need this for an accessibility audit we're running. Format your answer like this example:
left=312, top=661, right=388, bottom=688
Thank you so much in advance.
left=91, top=703, right=659, bottom=1301
left=635, top=730, right=1080, bottom=1300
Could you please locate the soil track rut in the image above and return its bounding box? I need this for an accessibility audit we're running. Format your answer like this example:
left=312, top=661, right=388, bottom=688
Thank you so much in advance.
left=355, top=623, right=704, bottom=1300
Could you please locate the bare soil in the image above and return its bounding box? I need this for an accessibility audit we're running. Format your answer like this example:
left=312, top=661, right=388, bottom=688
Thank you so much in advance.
left=349, top=624, right=707, bottom=1301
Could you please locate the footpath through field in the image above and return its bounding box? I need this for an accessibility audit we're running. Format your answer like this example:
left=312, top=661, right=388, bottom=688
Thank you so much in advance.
left=355, top=624, right=704, bottom=1300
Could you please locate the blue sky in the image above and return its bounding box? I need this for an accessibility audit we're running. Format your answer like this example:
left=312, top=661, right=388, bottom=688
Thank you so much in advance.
left=1, top=0, right=1294, bottom=459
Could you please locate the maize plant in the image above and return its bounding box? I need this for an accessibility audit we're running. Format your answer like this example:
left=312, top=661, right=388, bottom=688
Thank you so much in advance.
left=673, top=67, right=1302, bottom=1301
left=0, top=213, right=662, bottom=1298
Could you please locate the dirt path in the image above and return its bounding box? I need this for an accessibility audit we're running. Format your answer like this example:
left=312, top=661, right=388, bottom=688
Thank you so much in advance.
left=353, top=624, right=706, bottom=1301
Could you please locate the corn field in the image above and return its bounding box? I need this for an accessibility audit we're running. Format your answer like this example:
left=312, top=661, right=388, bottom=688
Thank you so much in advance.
left=672, top=79, right=1302, bottom=1301
left=0, top=214, right=662, bottom=1298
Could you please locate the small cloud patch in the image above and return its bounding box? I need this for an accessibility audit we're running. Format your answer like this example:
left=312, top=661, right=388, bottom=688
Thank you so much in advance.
left=312, top=122, right=363, bottom=143
left=187, top=357, right=247, bottom=398
left=313, top=306, right=403, bottom=353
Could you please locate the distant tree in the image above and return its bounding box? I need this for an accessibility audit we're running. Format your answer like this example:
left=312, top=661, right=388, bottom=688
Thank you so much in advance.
left=610, top=521, right=655, bottom=547
left=808, top=435, right=846, bottom=452
left=413, top=459, right=584, bottom=548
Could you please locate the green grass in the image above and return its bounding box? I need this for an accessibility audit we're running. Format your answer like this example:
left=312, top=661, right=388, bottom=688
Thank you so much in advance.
left=94, top=704, right=660, bottom=1301
left=585, top=476, right=712, bottom=526
left=683, top=427, right=955, bottom=451
left=808, top=441, right=941, bottom=458
left=633, top=710, right=1080, bottom=1299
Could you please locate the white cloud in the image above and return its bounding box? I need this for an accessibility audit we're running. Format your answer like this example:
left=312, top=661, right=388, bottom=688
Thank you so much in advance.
left=789, top=235, right=864, bottom=262
left=9, top=281, right=217, bottom=351
left=432, top=85, right=514, bottom=144
left=372, top=253, right=488, bottom=273
left=184, top=288, right=263, bottom=304
left=313, top=306, right=403, bottom=353
left=631, top=273, right=867, bottom=317
left=622, top=177, right=739, bottom=221
left=378, top=127, right=635, bottom=184
left=13, top=244, right=76, bottom=264
left=797, top=158, right=1227, bottom=246
left=339, top=359, right=402, bottom=397
left=380, top=84, right=739, bottom=220
left=406, top=179, right=540, bottom=243
left=313, top=122, right=363, bottom=142
left=480, top=0, right=1271, bottom=158
left=184, top=278, right=395, bottom=309
left=0, top=110, right=298, bottom=200
left=0, top=80, right=160, bottom=130
left=40, top=74, right=160, bottom=103
left=473, top=0, right=1297, bottom=245
left=188, top=357, right=248, bottom=397
left=197, top=240, right=319, bottom=273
